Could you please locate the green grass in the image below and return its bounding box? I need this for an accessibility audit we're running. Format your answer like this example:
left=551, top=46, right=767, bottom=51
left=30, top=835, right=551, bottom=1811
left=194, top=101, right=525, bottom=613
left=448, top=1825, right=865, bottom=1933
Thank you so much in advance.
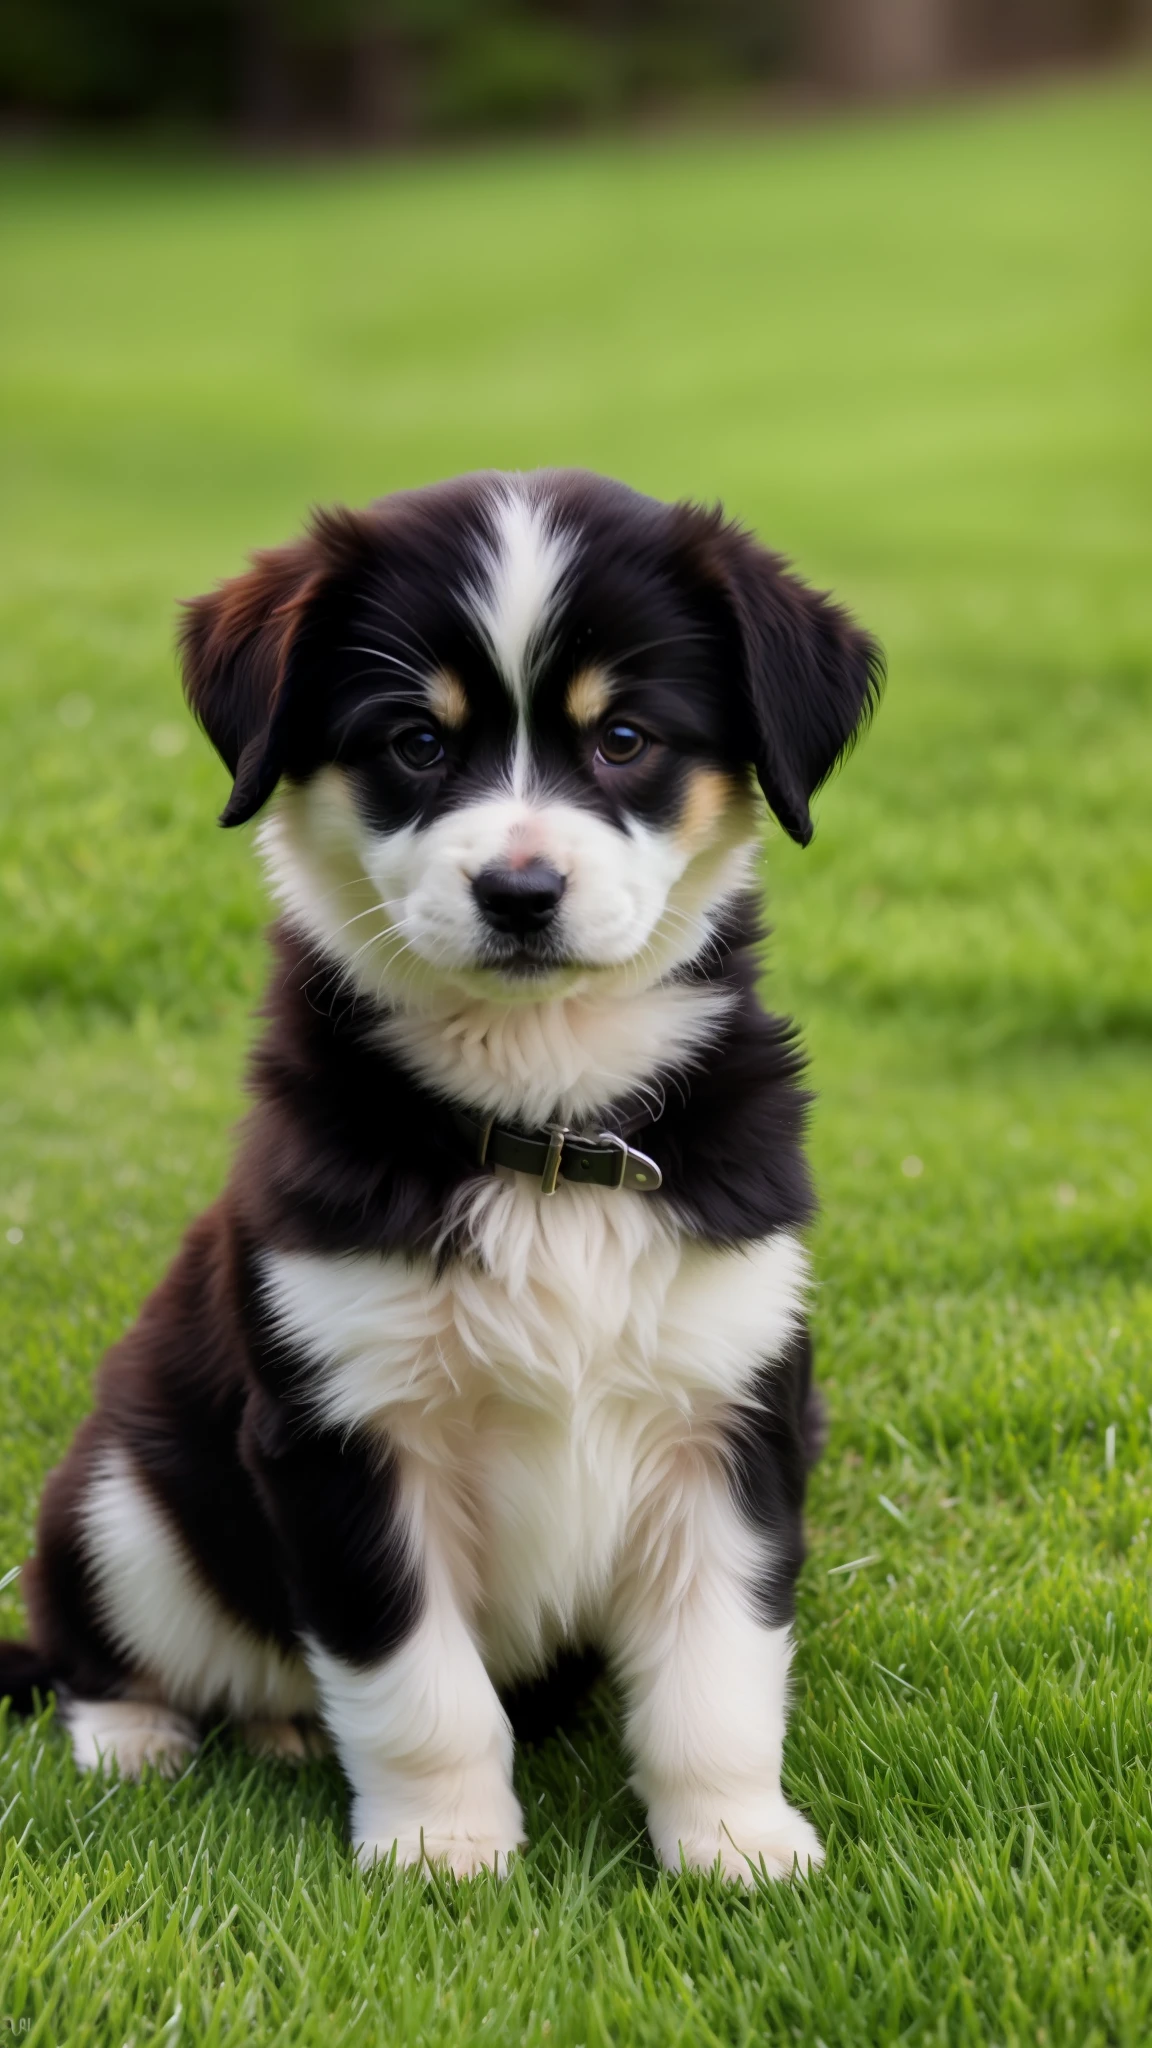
left=2, top=69, right=1152, bottom=2046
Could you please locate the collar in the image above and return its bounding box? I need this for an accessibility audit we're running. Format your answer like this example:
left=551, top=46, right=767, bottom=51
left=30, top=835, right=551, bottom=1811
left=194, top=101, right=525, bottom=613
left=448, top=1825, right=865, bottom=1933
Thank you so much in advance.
left=452, top=1108, right=663, bottom=1196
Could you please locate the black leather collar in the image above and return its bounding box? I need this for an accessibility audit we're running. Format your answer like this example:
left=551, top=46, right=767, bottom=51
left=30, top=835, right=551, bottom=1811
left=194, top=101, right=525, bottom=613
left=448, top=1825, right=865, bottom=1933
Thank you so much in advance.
left=453, top=1109, right=662, bottom=1195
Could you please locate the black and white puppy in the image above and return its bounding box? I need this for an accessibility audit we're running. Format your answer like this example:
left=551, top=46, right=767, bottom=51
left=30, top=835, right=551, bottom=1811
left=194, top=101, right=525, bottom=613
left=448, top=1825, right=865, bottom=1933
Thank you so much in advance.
left=0, top=471, right=880, bottom=1883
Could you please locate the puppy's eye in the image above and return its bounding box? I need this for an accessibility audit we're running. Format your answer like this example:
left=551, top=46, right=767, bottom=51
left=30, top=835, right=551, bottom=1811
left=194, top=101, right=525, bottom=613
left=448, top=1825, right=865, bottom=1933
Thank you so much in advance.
left=597, top=722, right=648, bottom=767
left=392, top=726, right=445, bottom=771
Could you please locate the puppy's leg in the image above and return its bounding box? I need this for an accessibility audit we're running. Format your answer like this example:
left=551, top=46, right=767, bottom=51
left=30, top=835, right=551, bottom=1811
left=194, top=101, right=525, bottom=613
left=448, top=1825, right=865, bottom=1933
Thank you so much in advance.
left=308, top=1564, right=523, bottom=1880
left=19, top=1421, right=204, bottom=1779
left=609, top=1430, right=821, bottom=1886
left=243, top=1394, right=523, bottom=1878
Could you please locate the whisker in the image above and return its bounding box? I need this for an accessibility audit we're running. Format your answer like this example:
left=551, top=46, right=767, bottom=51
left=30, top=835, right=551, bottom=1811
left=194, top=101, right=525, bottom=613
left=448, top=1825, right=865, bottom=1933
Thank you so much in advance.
left=340, top=913, right=414, bottom=977
left=303, top=910, right=427, bottom=1019
left=331, top=686, right=436, bottom=743
left=356, top=597, right=443, bottom=667
left=371, top=922, right=452, bottom=1006
left=327, top=900, right=403, bottom=939
left=341, top=646, right=430, bottom=684
left=656, top=903, right=730, bottom=979
left=603, top=630, right=712, bottom=668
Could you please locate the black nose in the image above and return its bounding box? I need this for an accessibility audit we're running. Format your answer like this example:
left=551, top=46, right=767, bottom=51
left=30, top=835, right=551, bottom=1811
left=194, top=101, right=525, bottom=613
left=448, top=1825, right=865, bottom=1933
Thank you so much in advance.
left=472, top=861, right=566, bottom=938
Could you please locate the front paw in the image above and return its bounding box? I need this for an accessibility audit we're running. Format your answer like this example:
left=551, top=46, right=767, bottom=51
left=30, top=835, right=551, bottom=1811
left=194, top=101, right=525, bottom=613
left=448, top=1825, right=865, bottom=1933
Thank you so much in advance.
left=352, top=1783, right=526, bottom=1881
left=357, top=1828, right=523, bottom=1880
left=650, top=1797, right=824, bottom=1885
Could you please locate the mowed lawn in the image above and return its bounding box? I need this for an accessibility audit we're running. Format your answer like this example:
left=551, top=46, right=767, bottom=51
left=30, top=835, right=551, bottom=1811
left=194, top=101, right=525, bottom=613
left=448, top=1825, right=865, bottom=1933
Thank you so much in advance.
left=1, top=71, right=1151, bottom=2047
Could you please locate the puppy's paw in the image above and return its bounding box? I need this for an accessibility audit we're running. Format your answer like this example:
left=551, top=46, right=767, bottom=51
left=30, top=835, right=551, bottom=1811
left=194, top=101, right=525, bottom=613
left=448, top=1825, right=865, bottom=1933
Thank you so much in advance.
left=353, top=1784, right=525, bottom=1881
left=652, top=1798, right=824, bottom=1885
left=419, top=1833, right=522, bottom=1881
left=64, top=1698, right=200, bottom=1779
left=357, top=1829, right=523, bottom=1880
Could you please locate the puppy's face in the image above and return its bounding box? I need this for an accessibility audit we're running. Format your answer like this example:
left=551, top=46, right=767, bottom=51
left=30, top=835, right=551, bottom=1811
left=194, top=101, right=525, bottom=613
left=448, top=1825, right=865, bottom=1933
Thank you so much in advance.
left=284, top=483, right=763, bottom=1001
left=181, top=472, right=880, bottom=1008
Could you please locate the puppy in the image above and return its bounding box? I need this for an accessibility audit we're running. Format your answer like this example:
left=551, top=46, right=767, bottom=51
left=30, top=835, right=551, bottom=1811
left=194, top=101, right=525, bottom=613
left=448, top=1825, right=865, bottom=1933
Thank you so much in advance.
left=0, top=471, right=880, bottom=1882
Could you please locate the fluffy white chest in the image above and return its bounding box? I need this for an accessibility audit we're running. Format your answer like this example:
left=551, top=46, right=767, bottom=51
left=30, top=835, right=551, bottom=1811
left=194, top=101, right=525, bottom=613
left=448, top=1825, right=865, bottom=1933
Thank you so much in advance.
left=263, top=1178, right=806, bottom=1677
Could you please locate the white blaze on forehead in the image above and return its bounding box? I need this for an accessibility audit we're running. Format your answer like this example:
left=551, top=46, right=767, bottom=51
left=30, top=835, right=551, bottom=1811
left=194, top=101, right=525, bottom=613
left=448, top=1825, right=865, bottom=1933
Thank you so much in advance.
left=465, top=480, right=575, bottom=790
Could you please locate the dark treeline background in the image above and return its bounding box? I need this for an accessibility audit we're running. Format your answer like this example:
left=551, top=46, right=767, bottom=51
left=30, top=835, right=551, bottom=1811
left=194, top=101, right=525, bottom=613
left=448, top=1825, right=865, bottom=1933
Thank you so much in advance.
left=0, top=1, right=1144, bottom=140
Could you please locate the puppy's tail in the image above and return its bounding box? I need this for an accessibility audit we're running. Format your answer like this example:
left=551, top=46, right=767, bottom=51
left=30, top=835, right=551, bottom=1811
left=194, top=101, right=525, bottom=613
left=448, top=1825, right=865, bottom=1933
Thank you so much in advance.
left=0, top=1641, right=58, bottom=1717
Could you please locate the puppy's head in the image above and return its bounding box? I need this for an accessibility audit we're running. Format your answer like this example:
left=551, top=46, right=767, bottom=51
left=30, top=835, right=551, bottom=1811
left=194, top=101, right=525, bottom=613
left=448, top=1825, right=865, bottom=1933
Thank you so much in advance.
left=180, top=471, right=881, bottom=1006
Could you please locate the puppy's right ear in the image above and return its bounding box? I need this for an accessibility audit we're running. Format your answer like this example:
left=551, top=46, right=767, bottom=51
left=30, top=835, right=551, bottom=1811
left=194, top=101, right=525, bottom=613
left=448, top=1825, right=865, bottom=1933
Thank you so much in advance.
left=178, top=537, right=326, bottom=828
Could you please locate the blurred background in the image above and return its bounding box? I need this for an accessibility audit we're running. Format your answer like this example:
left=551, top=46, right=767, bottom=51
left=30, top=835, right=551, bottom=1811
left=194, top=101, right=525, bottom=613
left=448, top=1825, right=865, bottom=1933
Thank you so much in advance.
left=0, top=0, right=1146, bottom=140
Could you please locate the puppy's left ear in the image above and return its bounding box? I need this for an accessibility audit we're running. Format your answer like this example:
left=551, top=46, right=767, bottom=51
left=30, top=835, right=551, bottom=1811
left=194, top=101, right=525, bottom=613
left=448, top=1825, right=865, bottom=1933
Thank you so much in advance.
left=672, top=505, right=884, bottom=846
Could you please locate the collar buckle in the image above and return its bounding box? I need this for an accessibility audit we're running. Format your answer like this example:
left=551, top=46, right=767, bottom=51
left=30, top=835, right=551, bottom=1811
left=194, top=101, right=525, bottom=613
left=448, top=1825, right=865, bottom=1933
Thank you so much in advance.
left=540, top=1124, right=569, bottom=1197
left=596, top=1131, right=663, bottom=1193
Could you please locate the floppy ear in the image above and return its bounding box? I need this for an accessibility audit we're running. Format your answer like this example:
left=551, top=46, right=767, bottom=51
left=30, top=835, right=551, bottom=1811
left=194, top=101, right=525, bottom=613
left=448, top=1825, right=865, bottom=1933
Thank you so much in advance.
left=178, top=534, right=331, bottom=828
left=672, top=505, right=884, bottom=846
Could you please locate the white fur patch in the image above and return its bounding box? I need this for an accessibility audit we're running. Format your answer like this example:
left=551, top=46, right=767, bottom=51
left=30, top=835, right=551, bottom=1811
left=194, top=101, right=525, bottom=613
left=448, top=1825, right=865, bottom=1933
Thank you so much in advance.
left=463, top=478, right=574, bottom=793
left=263, top=1208, right=807, bottom=1683
left=376, top=977, right=731, bottom=1129
left=81, top=1445, right=315, bottom=1720
left=258, top=766, right=756, bottom=1123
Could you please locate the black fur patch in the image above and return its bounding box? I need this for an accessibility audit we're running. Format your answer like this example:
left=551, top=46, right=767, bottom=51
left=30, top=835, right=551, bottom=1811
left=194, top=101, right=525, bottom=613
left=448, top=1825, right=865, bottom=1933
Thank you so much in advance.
left=724, top=1323, right=818, bottom=1628
left=240, top=1387, right=423, bottom=1669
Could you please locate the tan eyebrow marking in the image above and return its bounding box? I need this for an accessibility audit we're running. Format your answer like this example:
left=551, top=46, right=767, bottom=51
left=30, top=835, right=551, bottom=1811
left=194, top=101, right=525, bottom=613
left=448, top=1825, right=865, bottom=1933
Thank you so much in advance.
left=426, top=670, right=469, bottom=729
left=565, top=666, right=612, bottom=728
